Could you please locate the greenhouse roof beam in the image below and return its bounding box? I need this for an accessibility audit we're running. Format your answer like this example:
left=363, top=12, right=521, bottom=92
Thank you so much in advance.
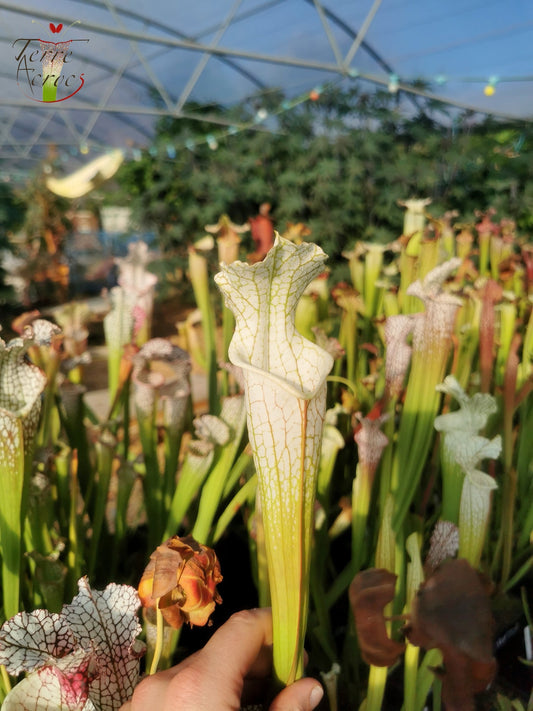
left=0, top=2, right=348, bottom=75
left=312, top=0, right=344, bottom=69
left=173, top=0, right=244, bottom=115
left=69, top=0, right=268, bottom=91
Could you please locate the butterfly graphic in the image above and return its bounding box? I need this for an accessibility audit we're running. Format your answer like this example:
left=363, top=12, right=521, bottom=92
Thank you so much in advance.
left=49, top=22, right=63, bottom=33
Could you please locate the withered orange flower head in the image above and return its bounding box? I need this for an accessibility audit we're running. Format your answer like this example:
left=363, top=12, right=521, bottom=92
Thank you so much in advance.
left=138, top=535, right=222, bottom=629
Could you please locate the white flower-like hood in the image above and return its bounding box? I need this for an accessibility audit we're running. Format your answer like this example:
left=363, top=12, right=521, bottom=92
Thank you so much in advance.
left=215, top=234, right=334, bottom=398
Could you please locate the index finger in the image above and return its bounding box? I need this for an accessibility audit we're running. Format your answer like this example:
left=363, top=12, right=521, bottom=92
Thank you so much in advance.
left=162, top=608, right=274, bottom=711
left=203, top=608, right=274, bottom=677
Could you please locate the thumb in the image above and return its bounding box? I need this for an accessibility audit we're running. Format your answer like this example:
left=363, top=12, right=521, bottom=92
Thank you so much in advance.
left=269, top=678, right=324, bottom=711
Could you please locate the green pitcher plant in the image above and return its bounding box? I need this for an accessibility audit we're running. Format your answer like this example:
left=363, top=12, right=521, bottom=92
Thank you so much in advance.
left=0, top=328, right=47, bottom=620
left=215, top=235, right=334, bottom=685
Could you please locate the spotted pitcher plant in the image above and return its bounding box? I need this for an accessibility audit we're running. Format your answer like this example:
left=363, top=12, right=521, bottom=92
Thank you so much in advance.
left=215, top=235, right=334, bottom=685
left=0, top=329, right=47, bottom=620
left=391, top=258, right=463, bottom=531
left=434, top=375, right=499, bottom=525
left=0, top=577, right=144, bottom=711
left=435, top=376, right=501, bottom=568
left=132, top=338, right=191, bottom=549
left=116, top=240, right=158, bottom=347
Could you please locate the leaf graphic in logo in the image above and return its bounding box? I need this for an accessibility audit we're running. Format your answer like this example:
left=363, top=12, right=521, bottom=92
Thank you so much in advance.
left=49, top=23, right=63, bottom=33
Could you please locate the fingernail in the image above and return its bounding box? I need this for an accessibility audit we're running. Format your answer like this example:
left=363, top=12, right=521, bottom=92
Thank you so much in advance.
left=309, top=685, right=324, bottom=709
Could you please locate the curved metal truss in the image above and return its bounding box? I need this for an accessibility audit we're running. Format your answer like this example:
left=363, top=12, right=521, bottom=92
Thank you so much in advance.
left=0, top=0, right=529, bottom=179
left=0, top=0, right=404, bottom=177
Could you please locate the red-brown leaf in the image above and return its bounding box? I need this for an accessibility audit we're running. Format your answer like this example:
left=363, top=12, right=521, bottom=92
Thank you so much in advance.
left=405, top=558, right=496, bottom=711
left=349, top=568, right=405, bottom=667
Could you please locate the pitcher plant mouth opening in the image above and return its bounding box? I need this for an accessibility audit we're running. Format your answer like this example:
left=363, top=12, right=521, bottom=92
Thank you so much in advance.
left=215, top=234, right=334, bottom=684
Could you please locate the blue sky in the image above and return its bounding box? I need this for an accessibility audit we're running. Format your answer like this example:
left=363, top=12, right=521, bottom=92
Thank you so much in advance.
left=0, top=0, right=531, bottom=172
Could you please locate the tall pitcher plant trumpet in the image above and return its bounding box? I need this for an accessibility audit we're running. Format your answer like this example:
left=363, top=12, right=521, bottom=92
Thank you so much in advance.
left=215, top=235, right=334, bottom=685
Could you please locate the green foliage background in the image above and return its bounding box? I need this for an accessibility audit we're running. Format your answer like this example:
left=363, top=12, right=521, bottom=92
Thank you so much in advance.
left=111, top=86, right=533, bottom=267
left=3, top=85, right=532, bottom=297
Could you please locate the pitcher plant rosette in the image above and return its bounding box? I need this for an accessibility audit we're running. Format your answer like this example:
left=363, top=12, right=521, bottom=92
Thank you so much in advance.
left=215, top=235, right=334, bottom=685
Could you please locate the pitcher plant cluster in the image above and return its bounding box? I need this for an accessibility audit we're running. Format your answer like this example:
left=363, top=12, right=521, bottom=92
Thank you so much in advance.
left=0, top=200, right=531, bottom=711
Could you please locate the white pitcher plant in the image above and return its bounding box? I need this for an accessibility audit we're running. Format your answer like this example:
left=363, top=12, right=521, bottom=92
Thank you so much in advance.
left=215, top=235, right=334, bottom=685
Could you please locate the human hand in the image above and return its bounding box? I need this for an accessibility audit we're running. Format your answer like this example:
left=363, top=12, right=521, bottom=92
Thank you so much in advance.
left=120, top=608, right=324, bottom=711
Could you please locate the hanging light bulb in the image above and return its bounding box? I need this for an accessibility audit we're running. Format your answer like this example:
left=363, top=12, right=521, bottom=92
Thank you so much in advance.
left=483, top=76, right=498, bottom=96
left=254, top=108, right=268, bottom=123
left=206, top=134, right=218, bottom=150
left=388, top=73, right=399, bottom=93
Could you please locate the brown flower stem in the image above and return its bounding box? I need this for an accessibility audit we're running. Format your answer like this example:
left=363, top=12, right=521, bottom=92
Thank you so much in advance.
left=149, top=604, right=164, bottom=676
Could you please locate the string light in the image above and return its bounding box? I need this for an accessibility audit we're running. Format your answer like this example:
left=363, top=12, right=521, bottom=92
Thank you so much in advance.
left=122, top=67, right=533, bottom=162
left=388, top=73, right=399, bottom=93
left=206, top=134, right=218, bottom=150
left=254, top=108, right=268, bottom=123
left=483, top=75, right=498, bottom=96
